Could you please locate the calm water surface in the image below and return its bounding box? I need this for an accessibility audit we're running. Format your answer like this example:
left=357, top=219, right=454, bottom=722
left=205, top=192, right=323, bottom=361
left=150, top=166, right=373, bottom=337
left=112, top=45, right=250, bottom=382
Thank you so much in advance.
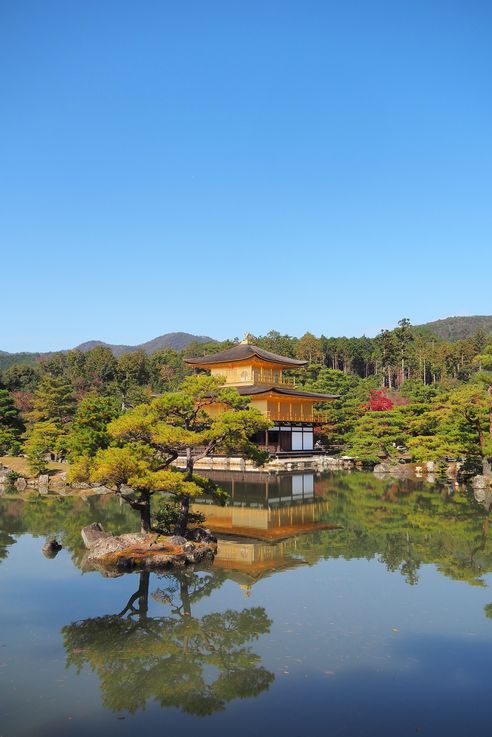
left=2, top=471, right=492, bottom=737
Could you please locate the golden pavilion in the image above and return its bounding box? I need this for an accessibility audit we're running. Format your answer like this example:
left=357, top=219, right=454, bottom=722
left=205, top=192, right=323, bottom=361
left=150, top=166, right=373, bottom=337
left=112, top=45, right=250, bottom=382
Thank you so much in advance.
left=185, top=337, right=338, bottom=453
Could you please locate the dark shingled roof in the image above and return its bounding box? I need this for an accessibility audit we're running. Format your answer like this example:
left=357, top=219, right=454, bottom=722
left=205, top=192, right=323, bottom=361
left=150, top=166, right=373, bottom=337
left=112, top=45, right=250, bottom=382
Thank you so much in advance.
left=235, top=385, right=339, bottom=400
left=185, top=343, right=307, bottom=367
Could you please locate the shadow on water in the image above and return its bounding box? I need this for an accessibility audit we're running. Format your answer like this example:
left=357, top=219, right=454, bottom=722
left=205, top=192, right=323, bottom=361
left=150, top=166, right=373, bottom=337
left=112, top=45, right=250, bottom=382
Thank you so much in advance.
left=62, top=568, right=274, bottom=716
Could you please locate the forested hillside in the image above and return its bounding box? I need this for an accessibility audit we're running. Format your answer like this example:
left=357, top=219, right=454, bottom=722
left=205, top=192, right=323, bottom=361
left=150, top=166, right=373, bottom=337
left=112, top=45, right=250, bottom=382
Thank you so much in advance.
left=417, top=315, right=492, bottom=341
left=0, top=352, right=42, bottom=371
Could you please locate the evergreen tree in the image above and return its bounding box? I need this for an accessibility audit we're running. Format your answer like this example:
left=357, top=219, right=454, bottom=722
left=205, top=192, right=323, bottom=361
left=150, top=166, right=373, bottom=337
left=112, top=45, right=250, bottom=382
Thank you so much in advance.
left=253, top=330, right=298, bottom=357
left=296, top=332, right=323, bottom=363
left=24, top=422, right=67, bottom=474
left=374, top=330, right=398, bottom=388
left=430, top=385, right=490, bottom=460
left=83, top=346, right=118, bottom=392
left=3, top=364, right=41, bottom=392
left=346, top=406, right=409, bottom=462
left=394, top=318, right=414, bottom=385
left=474, top=335, right=492, bottom=453
left=28, top=374, right=76, bottom=424
left=70, top=375, right=270, bottom=534
left=67, top=394, right=121, bottom=461
left=25, top=375, right=76, bottom=473
left=117, top=351, right=150, bottom=390
left=149, top=349, right=189, bottom=392
left=0, top=389, right=23, bottom=455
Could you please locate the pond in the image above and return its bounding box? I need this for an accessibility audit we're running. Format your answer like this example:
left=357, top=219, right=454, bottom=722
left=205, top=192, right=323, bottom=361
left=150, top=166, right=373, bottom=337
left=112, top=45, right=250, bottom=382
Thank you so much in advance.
left=2, top=471, right=492, bottom=737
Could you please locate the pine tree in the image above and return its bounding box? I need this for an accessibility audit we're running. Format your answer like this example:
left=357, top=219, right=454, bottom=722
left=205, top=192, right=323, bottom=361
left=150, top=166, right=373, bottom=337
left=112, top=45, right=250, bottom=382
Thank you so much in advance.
left=0, top=389, right=23, bottom=455
left=67, top=394, right=120, bottom=461
left=28, top=375, right=76, bottom=424
left=474, top=336, right=492, bottom=455
left=394, top=318, right=414, bottom=386
left=25, top=375, right=76, bottom=473
left=70, top=375, right=270, bottom=534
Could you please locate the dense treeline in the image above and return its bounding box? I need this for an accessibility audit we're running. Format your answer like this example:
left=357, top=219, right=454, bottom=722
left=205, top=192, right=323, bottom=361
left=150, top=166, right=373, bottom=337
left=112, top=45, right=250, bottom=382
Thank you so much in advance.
left=0, top=344, right=197, bottom=473
left=251, top=321, right=489, bottom=385
left=1, top=320, right=491, bottom=472
left=251, top=323, right=492, bottom=467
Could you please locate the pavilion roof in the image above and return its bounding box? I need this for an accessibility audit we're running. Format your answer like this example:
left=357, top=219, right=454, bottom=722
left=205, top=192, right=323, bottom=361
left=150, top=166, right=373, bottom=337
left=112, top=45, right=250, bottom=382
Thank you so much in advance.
left=235, top=385, right=339, bottom=400
left=185, top=343, right=307, bottom=368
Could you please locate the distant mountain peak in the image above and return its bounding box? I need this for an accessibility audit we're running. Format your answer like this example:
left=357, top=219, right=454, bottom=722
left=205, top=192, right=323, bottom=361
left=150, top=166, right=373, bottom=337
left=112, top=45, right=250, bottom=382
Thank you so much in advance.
left=75, top=340, right=115, bottom=351
left=73, top=332, right=215, bottom=356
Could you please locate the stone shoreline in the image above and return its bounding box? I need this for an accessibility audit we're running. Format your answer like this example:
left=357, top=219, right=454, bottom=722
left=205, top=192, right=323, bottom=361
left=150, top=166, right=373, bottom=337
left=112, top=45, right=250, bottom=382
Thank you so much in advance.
left=174, top=454, right=361, bottom=473
left=0, top=456, right=488, bottom=499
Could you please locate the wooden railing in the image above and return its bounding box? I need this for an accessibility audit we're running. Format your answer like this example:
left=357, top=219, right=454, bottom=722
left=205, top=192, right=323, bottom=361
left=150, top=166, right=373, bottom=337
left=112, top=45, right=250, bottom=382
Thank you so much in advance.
left=215, top=367, right=295, bottom=387
left=264, top=410, right=331, bottom=423
left=253, top=370, right=295, bottom=387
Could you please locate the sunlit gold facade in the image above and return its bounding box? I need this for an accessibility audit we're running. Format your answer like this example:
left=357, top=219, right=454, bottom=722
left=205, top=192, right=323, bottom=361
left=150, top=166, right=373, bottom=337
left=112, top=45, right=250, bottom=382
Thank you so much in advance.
left=185, top=342, right=338, bottom=452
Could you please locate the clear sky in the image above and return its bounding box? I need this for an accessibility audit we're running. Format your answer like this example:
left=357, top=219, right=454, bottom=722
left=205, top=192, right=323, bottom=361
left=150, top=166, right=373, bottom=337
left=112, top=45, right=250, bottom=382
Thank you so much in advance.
left=1, top=0, right=491, bottom=352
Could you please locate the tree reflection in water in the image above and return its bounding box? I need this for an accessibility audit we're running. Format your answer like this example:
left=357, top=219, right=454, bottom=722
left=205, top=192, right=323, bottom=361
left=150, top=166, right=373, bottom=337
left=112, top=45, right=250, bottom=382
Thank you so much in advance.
left=290, top=475, right=492, bottom=587
left=62, top=569, right=274, bottom=715
left=3, top=474, right=492, bottom=588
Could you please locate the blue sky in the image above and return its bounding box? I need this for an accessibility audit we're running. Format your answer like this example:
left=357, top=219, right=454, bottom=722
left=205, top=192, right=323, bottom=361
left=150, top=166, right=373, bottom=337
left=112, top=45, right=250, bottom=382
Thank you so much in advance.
left=1, top=0, right=491, bottom=352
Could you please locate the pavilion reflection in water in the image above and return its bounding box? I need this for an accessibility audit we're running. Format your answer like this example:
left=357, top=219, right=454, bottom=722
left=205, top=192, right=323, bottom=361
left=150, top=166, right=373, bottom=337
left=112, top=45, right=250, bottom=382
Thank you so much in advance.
left=193, top=471, right=334, bottom=588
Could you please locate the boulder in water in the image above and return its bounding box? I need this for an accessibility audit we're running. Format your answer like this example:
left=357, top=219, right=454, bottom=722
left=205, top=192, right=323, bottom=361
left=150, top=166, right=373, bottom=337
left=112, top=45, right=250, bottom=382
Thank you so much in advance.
left=42, top=539, right=62, bottom=559
left=81, top=523, right=112, bottom=549
left=187, top=527, right=218, bottom=544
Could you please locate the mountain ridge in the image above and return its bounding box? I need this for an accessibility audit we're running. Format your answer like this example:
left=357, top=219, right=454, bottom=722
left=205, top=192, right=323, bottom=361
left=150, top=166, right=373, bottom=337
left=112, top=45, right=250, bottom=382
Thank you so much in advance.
left=415, top=315, right=492, bottom=341
left=73, top=332, right=215, bottom=357
left=0, top=332, right=215, bottom=370
left=1, top=317, right=491, bottom=371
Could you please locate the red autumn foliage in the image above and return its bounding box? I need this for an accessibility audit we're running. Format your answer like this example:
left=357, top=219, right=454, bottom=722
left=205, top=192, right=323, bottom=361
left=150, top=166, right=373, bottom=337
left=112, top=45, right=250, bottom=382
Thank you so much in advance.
left=364, top=389, right=394, bottom=412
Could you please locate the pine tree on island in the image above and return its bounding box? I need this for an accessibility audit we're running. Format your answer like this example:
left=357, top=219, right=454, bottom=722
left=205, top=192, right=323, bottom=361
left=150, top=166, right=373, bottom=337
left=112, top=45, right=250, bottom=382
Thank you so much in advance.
left=70, top=375, right=270, bottom=536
